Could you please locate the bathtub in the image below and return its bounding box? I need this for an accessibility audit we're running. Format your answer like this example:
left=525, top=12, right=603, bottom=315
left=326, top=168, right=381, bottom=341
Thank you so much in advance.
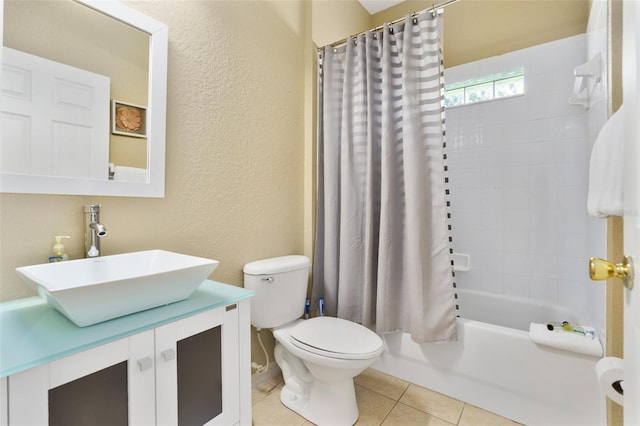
left=372, top=289, right=605, bottom=426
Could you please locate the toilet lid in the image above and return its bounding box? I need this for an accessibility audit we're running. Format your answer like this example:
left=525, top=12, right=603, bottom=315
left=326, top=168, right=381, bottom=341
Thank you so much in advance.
left=290, top=317, right=383, bottom=360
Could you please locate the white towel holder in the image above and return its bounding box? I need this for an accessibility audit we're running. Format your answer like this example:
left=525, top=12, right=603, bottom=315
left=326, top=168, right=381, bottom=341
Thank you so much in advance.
left=569, top=53, right=602, bottom=110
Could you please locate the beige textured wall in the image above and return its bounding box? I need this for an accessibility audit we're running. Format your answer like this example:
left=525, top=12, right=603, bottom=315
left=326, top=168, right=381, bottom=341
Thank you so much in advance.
left=372, top=0, right=589, bottom=68
left=311, top=0, right=372, bottom=47
left=0, top=0, right=307, bottom=300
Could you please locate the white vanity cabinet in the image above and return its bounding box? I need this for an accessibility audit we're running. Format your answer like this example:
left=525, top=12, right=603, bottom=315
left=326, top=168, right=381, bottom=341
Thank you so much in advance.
left=0, top=280, right=253, bottom=426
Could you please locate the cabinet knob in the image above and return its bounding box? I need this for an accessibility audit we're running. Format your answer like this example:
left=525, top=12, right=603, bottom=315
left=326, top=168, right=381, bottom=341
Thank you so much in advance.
left=137, top=356, right=153, bottom=371
left=161, top=348, right=176, bottom=362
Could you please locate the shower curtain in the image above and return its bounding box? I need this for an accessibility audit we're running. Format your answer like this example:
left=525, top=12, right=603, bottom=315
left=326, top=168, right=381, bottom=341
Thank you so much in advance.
left=313, top=13, right=457, bottom=344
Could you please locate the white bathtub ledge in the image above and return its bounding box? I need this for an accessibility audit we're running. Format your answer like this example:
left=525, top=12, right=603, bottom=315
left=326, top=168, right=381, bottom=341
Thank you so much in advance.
left=529, top=323, right=603, bottom=357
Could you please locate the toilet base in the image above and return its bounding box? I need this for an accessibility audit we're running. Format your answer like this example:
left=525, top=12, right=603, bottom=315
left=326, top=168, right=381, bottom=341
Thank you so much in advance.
left=280, top=378, right=359, bottom=426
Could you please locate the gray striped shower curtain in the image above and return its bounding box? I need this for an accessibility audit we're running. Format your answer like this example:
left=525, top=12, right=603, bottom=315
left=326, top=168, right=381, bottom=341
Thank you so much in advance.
left=313, top=13, right=457, bottom=344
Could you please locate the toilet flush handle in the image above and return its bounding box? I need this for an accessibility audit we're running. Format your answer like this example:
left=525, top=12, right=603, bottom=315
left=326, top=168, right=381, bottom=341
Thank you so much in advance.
left=262, top=276, right=275, bottom=283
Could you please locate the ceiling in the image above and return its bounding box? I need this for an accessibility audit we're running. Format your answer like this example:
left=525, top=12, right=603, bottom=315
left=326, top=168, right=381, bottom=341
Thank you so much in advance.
left=358, top=0, right=406, bottom=15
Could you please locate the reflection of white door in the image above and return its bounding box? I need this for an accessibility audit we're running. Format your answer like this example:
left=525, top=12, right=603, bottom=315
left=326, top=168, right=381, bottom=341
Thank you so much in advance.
left=1, top=47, right=110, bottom=179
left=623, top=2, right=640, bottom=425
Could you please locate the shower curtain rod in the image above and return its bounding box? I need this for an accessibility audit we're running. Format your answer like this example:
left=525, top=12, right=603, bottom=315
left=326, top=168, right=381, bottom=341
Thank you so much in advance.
left=319, top=0, right=460, bottom=51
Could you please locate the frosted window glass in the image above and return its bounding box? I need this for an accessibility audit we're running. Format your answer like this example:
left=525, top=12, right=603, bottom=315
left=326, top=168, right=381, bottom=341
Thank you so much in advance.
left=465, top=82, right=494, bottom=104
left=444, top=88, right=464, bottom=107
left=444, top=68, right=524, bottom=108
left=495, top=76, right=525, bottom=98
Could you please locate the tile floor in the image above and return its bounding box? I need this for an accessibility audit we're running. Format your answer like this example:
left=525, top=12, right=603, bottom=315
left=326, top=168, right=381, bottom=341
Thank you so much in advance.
left=252, top=368, right=522, bottom=426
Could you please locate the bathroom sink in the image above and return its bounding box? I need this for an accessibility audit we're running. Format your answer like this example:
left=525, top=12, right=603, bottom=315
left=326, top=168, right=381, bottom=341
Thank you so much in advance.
left=16, top=250, right=219, bottom=327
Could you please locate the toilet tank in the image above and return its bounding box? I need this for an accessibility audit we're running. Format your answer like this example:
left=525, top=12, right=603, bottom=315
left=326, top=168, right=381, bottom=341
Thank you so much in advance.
left=243, top=255, right=311, bottom=329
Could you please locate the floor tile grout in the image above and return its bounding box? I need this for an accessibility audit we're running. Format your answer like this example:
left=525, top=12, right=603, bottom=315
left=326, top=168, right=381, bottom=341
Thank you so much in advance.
left=378, top=400, right=397, bottom=426
left=253, top=369, right=519, bottom=426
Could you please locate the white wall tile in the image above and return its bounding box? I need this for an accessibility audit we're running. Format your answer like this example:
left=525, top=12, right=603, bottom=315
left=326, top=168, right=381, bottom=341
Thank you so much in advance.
left=503, top=143, right=530, bottom=166
left=529, top=117, right=557, bottom=141
left=481, top=270, right=504, bottom=293
left=530, top=164, right=558, bottom=187
left=558, top=279, right=593, bottom=319
left=530, top=276, right=559, bottom=302
left=444, top=32, right=605, bottom=328
left=504, top=252, right=532, bottom=274
left=504, top=230, right=530, bottom=253
left=502, top=120, right=530, bottom=144
left=530, top=186, right=558, bottom=210
left=502, top=48, right=530, bottom=73
left=479, top=55, right=503, bottom=76
left=557, top=164, right=587, bottom=186
left=558, top=231, right=588, bottom=258
left=557, top=114, right=588, bottom=139
left=554, top=138, right=588, bottom=165
left=503, top=208, right=530, bottom=231
left=529, top=43, right=558, bottom=75
left=527, top=70, right=557, bottom=97
left=531, top=233, right=559, bottom=256
left=503, top=273, right=530, bottom=297
left=504, top=189, right=530, bottom=209
left=454, top=273, right=480, bottom=291
left=557, top=256, right=590, bottom=282
left=530, top=140, right=555, bottom=165
left=502, top=165, right=530, bottom=188
left=530, top=94, right=559, bottom=119
left=530, top=209, right=559, bottom=235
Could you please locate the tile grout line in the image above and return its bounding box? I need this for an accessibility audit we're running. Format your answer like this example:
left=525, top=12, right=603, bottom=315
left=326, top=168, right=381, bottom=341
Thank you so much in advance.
left=456, top=403, right=468, bottom=425
left=378, top=400, right=400, bottom=426
left=376, top=382, right=411, bottom=425
left=391, top=383, right=463, bottom=426
left=253, top=371, right=519, bottom=426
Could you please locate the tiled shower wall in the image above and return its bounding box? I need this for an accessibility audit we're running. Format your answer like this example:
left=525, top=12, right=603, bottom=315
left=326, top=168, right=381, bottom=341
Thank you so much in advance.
left=444, top=32, right=607, bottom=329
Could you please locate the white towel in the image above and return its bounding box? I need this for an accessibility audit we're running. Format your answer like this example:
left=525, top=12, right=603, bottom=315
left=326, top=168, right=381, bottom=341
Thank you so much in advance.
left=529, top=322, right=603, bottom=357
left=587, top=105, right=624, bottom=217
left=114, top=165, right=148, bottom=183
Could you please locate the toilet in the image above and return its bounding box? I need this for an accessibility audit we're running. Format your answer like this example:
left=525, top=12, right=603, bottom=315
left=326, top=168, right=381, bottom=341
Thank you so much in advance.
left=244, top=255, right=383, bottom=426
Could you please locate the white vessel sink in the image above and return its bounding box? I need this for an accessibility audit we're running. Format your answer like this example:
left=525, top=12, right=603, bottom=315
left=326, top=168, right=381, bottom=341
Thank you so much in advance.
left=16, top=250, right=219, bottom=327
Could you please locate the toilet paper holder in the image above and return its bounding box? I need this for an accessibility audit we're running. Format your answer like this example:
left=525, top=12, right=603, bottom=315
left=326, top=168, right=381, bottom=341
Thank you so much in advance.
left=611, top=379, right=624, bottom=396
left=596, top=357, right=624, bottom=406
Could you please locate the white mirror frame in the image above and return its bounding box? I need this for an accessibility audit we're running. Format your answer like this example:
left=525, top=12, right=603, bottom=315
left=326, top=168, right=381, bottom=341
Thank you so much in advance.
left=0, top=0, right=168, bottom=197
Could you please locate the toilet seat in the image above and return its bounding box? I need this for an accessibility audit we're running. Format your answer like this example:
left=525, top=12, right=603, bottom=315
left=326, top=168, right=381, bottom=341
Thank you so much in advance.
left=289, top=317, right=383, bottom=360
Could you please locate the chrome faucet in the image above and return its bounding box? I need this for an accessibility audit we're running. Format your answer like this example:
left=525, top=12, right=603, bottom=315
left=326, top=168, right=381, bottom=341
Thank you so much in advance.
left=84, top=205, right=108, bottom=258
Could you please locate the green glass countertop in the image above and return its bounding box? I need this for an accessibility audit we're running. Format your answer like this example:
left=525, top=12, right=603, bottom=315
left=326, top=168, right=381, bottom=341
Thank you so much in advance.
left=0, top=280, right=254, bottom=377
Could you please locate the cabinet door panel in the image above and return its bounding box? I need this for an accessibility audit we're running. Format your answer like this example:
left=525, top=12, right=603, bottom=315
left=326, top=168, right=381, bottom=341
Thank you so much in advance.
left=49, top=361, right=128, bottom=426
left=8, top=330, right=155, bottom=426
left=177, top=326, right=222, bottom=426
left=49, top=337, right=130, bottom=387
left=156, top=307, right=239, bottom=426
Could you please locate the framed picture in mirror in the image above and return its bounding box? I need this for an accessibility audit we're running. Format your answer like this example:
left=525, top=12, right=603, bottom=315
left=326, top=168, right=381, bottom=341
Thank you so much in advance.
left=112, top=100, right=147, bottom=138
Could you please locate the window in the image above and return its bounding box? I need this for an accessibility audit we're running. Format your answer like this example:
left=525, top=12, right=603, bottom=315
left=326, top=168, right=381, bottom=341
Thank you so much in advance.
left=444, top=68, right=524, bottom=108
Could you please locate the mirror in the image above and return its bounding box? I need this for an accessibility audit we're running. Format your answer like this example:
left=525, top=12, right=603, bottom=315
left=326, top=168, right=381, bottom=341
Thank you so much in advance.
left=0, top=0, right=167, bottom=197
